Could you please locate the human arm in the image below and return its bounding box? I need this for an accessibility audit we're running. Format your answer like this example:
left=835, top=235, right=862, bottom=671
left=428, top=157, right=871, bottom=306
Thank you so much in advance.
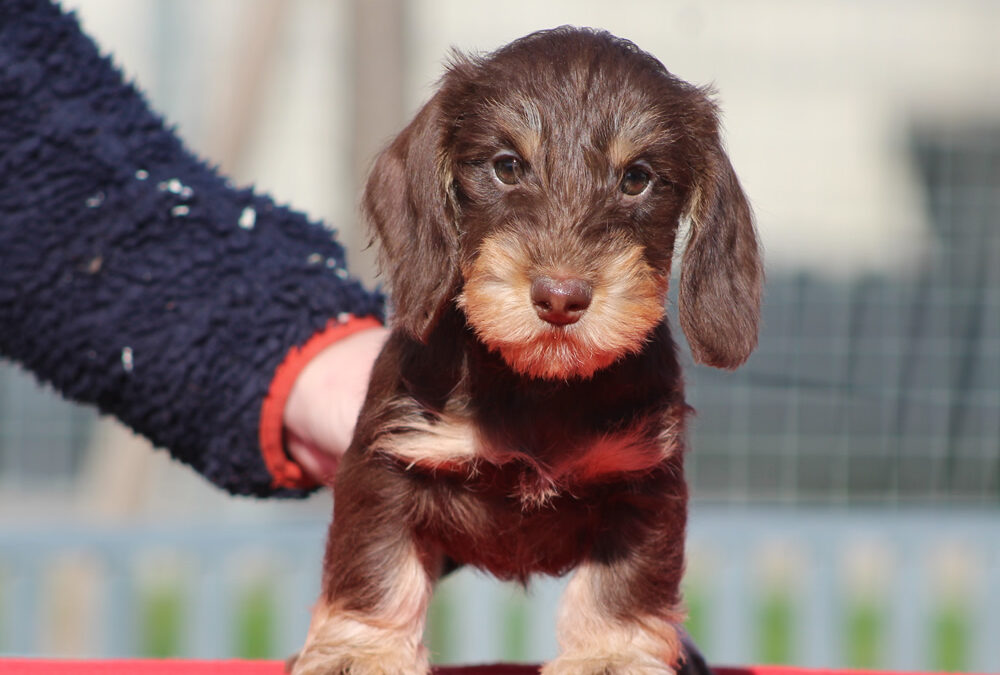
left=279, top=325, right=388, bottom=486
left=0, top=0, right=384, bottom=497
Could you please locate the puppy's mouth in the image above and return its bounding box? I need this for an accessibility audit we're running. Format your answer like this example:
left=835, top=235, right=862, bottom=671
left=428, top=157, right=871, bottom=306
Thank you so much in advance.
left=457, top=231, right=667, bottom=380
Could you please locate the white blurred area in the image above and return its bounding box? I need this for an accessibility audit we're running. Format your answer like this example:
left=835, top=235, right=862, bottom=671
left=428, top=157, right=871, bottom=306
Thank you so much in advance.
left=3, top=0, right=997, bottom=520
left=404, top=1, right=1000, bottom=280
left=66, top=0, right=1000, bottom=279
left=67, top=0, right=1000, bottom=283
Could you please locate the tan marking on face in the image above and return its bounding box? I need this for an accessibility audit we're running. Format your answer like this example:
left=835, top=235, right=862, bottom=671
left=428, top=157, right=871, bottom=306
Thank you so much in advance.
left=486, top=96, right=543, bottom=161
left=291, top=541, right=432, bottom=675
left=607, top=110, right=665, bottom=169
left=543, top=562, right=684, bottom=675
left=458, top=229, right=667, bottom=380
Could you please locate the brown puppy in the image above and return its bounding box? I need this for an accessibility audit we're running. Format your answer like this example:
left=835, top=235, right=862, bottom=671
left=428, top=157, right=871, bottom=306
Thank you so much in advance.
left=291, top=27, right=762, bottom=675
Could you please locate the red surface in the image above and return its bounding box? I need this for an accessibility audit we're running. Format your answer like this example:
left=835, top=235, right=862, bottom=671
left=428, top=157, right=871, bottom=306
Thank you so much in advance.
left=0, top=662, right=535, bottom=675
left=0, top=661, right=979, bottom=675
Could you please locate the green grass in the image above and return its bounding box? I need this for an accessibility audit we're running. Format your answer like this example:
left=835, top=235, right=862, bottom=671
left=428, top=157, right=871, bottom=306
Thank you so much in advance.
left=234, top=582, right=276, bottom=659
left=845, top=599, right=884, bottom=669
left=757, top=590, right=795, bottom=665
left=683, top=583, right=708, bottom=651
left=132, top=574, right=976, bottom=670
left=139, top=578, right=278, bottom=659
left=140, top=583, right=183, bottom=658
left=681, top=586, right=974, bottom=672
left=501, top=589, right=530, bottom=662
left=426, top=580, right=457, bottom=662
left=932, top=600, right=970, bottom=672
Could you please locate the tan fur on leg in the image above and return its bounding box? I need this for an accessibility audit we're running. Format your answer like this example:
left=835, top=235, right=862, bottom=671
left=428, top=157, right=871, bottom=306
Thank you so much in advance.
left=543, top=563, right=685, bottom=675
left=290, top=542, right=433, bottom=675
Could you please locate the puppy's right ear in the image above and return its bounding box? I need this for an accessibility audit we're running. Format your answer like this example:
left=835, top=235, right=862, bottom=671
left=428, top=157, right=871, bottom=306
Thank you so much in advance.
left=363, top=91, right=459, bottom=342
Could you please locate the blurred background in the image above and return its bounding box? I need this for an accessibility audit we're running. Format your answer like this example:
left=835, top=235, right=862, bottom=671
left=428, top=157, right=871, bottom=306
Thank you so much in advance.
left=1, top=0, right=998, bottom=670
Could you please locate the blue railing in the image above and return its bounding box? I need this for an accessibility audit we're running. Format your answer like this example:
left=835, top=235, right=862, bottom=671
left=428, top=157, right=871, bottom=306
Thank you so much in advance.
left=1, top=507, right=997, bottom=670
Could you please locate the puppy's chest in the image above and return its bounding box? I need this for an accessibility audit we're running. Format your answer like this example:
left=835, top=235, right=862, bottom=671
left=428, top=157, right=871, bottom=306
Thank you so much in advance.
left=373, top=403, right=681, bottom=492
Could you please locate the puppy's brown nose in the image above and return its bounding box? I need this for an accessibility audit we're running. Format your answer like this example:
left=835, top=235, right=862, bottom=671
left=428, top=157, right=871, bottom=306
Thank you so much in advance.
left=530, top=276, right=592, bottom=326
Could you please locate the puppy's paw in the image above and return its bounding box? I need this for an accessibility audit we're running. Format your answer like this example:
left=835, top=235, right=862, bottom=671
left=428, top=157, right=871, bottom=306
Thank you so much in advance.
left=542, top=653, right=675, bottom=675
left=289, top=648, right=429, bottom=675
left=289, top=606, right=429, bottom=675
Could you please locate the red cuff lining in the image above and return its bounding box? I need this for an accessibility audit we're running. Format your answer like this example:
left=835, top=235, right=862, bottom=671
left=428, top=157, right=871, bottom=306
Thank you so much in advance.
left=259, top=315, right=382, bottom=490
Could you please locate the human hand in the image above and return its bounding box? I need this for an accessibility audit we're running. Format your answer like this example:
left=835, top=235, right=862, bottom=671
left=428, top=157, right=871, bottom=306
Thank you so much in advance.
left=282, top=325, right=388, bottom=485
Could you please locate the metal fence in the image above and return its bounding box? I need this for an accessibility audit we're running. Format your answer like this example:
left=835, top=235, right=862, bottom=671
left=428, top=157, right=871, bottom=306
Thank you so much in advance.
left=0, top=365, right=93, bottom=489
left=681, top=125, right=1000, bottom=507
left=1, top=507, right=998, bottom=671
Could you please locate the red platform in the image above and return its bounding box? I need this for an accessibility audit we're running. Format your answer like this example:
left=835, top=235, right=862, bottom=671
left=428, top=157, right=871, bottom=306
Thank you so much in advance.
left=0, top=662, right=973, bottom=675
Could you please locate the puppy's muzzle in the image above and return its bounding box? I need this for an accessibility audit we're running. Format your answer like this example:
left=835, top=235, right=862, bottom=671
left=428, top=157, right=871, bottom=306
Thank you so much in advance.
left=530, top=275, right=593, bottom=326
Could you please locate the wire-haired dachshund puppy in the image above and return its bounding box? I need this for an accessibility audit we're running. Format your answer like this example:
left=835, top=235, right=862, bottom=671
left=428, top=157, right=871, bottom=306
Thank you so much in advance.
left=291, top=26, right=762, bottom=675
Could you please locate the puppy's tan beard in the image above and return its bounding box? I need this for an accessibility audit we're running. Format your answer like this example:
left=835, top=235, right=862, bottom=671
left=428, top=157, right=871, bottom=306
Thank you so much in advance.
left=458, top=231, right=668, bottom=380
left=493, top=329, right=623, bottom=380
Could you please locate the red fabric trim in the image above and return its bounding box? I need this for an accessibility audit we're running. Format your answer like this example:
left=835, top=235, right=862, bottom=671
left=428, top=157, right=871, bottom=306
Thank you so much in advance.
left=259, top=315, right=382, bottom=490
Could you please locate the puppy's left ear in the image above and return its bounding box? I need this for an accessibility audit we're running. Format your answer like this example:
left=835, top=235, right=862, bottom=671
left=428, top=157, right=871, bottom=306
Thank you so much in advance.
left=678, top=123, right=763, bottom=369
left=363, top=90, right=460, bottom=342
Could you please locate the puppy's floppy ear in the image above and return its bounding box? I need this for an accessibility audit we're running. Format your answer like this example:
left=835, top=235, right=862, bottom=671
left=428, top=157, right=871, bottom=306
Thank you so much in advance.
left=363, top=90, right=459, bottom=342
left=678, top=122, right=763, bottom=370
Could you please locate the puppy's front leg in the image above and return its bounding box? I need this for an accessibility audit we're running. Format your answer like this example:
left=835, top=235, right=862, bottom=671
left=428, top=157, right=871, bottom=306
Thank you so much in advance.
left=545, top=476, right=688, bottom=675
left=291, top=456, right=439, bottom=675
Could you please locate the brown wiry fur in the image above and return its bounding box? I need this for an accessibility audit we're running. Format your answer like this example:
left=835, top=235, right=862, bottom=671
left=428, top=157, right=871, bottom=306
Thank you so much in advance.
left=291, top=26, right=762, bottom=675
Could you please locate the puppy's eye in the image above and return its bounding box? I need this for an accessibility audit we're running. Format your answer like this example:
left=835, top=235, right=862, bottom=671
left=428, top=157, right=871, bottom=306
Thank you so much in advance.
left=620, top=165, right=652, bottom=196
left=493, top=155, right=523, bottom=185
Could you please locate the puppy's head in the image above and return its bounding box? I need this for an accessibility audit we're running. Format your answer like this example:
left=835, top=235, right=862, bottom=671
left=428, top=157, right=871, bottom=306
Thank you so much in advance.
left=365, top=27, right=762, bottom=379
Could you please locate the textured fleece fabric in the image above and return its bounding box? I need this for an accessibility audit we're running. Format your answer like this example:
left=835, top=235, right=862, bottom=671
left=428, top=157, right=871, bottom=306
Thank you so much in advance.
left=0, top=0, right=384, bottom=497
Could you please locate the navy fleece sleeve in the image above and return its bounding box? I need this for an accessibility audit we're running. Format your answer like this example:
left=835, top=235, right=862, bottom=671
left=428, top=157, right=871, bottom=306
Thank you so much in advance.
left=0, top=0, right=384, bottom=497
